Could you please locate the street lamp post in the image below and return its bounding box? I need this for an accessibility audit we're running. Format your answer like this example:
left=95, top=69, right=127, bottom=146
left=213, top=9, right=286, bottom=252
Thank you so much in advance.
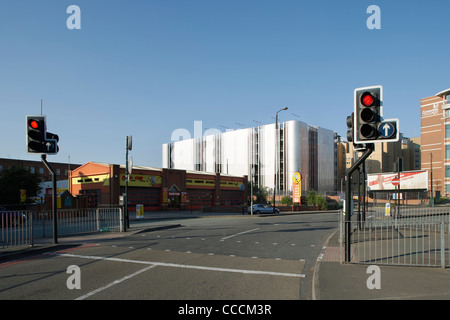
left=274, top=107, right=288, bottom=213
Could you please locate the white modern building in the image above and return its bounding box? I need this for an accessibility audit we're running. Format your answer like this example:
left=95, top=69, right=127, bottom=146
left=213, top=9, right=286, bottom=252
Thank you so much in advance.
left=162, top=120, right=338, bottom=197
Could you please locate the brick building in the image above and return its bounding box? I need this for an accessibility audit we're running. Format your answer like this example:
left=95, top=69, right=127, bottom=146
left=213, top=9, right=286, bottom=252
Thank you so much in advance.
left=69, top=162, right=247, bottom=211
left=0, top=157, right=81, bottom=182
left=420, top=88, right=450, bottom=197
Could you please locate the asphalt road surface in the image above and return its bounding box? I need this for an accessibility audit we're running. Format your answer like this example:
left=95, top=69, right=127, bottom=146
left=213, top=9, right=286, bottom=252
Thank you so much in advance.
left=0, top=212, right=338, bottom=300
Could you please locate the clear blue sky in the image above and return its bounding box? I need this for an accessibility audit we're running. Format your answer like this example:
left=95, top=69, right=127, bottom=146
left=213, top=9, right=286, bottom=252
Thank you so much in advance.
left=1, top=0, right=449, bottom=167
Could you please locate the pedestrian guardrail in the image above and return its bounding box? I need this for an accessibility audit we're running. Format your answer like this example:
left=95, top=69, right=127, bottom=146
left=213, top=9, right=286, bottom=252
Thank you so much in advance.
left=1, top=211, right=33, bottom=249
left=1, top=207, right=123, bottom=250
left=340, top=206, right=450, bottom=268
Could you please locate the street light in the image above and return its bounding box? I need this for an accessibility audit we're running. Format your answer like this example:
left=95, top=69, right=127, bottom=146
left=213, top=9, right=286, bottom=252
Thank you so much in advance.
left=274, top=107, right=288, bottom=213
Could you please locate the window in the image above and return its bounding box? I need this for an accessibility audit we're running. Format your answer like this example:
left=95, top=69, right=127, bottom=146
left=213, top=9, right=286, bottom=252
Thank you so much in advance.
left=39, top=167, right=44, bottom=174
left=447, top=145, right=450, bottom=159
left=446, top=124, right=450, bottom=138
left=446, top=165, right=450, bottom=178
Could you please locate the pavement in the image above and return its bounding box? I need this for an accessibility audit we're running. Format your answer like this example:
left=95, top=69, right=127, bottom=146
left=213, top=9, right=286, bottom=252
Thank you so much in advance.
left=313, top=228, right=450, bottom=300
left=2, top=209, right=450, bottom=300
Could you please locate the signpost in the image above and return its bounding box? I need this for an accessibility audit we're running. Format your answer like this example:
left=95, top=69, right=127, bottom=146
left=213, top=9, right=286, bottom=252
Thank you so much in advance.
left=377, top=119, right=399, bottom=142
left=391, top=177, right=400, bottom=186
left=292, top=172, right=301, bottom=204
left=345, top=85, right=401, bottom=262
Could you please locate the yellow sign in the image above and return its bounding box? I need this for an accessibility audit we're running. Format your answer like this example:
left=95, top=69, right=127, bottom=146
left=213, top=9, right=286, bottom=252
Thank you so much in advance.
left=20, top=189, right=26, bottom=203
left=136, top=204, right=144, bottom=218
left=187, top=179, right=215, bottom=187
left=72, top=174, right=110, bottom=186
left=292, top=172, right=301, bottom=204
left=120, top=174, right=162, bottom=187
left=385, top=203, right=391, bottom=216
left=292, top=172, right=301, bottom=184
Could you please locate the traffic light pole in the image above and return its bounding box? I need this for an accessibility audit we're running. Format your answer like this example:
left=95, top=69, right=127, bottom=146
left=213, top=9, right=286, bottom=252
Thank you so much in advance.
left=345, top=143, right=374, bottom=262
left=41, top=154, right=58, bottom=244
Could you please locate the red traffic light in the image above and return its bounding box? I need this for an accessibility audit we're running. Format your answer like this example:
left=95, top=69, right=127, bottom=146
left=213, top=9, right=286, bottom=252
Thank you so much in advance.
left=361, top=92, right=375, bottom=107
left=29, top=120, right=39, bottom=129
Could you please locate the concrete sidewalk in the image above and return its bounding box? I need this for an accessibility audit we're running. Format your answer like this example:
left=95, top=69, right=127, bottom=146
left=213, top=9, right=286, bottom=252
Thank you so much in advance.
left=128, top=209, right=246, bottom=221
left=127, top=209, right=317, bottom=221
left=313, top=230, right=450, bottom=300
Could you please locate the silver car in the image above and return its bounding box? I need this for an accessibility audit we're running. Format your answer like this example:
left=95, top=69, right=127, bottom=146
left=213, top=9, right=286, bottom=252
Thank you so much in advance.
left=248, top=204, right=279, bottom=214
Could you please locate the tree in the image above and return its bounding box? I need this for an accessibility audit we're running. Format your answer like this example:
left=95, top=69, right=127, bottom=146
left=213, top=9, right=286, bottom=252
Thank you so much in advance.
left=306, top=189, right=327, bottom=210
left=247, top=183, right=269, bottom=204
left=280, top=196, right=292, bottom=205
left=306, top=189, right=317, bottom=206
left=0, top=166, right=42, bottom=205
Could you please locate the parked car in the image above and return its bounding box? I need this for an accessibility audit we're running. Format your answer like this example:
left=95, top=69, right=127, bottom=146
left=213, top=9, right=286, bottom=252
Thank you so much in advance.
left=248, top=203, right=279, bottom=214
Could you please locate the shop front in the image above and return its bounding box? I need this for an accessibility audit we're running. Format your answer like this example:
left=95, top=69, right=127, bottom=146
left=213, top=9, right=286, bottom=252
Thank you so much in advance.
left=70, top=162, right=247, bottom=211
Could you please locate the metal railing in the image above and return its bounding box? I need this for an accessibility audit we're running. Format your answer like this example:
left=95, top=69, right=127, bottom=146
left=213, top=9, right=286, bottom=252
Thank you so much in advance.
left=1, top=211, right=33, bottom=249
left=1, top=207, right=123, bottom=250
left=340, top=206, right=450, bottom=268
left=33, top=208, right=123, bottom=238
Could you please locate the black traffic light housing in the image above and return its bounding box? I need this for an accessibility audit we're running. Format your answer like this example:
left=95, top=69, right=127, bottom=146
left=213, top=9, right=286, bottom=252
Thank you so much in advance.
left=354, top=86, right=382, bottom=143
left=26, top=115, right=59, bottom=155
left=346, top=112, right=354, bottom=142
left=45, top=131, right=59, bottom=154
left=27, top=115, right=46, bottom=153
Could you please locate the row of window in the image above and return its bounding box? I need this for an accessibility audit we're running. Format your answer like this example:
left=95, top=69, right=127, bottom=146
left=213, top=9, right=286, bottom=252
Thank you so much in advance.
left=0, top=164, right=69, bottom=176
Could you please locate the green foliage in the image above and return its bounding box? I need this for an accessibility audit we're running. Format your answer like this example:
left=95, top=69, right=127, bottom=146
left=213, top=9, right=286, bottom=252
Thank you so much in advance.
left=0, top=166, right=42, bottom=205
left=248, top=184, right=270, bottom=204
left=306, top=189, right=317, bottom=206
left=306, top=189, right=327, bottom=210
left=280, top=196, right=292, bottom=205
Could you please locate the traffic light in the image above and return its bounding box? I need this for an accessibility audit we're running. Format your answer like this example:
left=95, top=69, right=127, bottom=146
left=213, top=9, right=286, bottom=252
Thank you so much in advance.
left=45, top=132, right=59, bottom=154
left=346, top=112, right=354, bottom=142
left=26, top=115, right=59, bottom=154
left=354, top=86, right=382, bottom=143
left=27, top=115, right=46, bottom=153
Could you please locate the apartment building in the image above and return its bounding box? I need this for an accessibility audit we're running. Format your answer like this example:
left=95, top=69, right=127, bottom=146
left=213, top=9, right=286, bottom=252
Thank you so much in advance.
left=420, top=88, right=450, bottom=197
left=0, top=157, right=81, bottom=182
left=344, top=137, right=420, bottom=174
left=163, top=120, right=338, bottom=197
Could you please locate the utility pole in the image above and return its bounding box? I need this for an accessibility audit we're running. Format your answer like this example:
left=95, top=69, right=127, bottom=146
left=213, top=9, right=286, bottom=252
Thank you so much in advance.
left=42, top=154, right=57, bottom=244
left=125, top=136, right=132, bottom=231
left=430, top=153, right=434, bottom=207
left=273, top=107, right=287, bottom=213
left=345, top=144, right=374, bottom=262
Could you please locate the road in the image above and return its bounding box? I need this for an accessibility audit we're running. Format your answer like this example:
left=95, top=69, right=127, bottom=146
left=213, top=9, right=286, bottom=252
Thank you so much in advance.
left=0, top=211, right=338, bottom=300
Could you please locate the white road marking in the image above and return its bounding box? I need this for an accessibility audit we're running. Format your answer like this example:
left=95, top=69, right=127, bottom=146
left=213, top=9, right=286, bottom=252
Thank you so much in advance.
left=221, top=228, right=260, bottom=240
left=317, top=246, right=327, bottom=261
left=58, top=253, right=305, bottom=279
left=75, top=265, right=156, bottom=300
